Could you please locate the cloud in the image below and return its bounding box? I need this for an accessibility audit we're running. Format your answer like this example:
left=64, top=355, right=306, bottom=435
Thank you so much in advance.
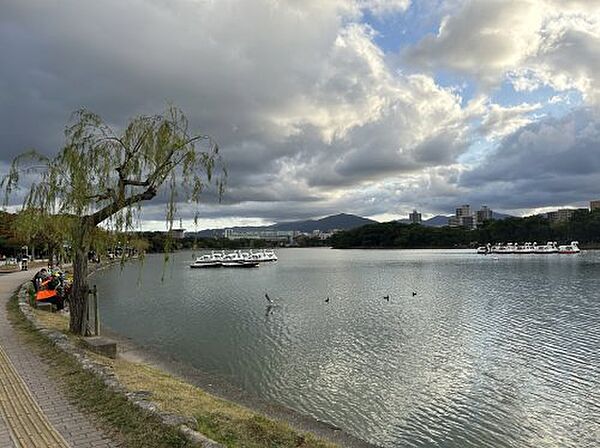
left=405, top=0, right=600, bottom=104
left=2, top=0, right=599, bottom=227
left=404, top=0, right=542, bottom=86
left=478, top=101, right=543, bottom=140
left=0, top=0, right=478, bottom=223
left=460, top=108, right=600, bottom=209
left=359, top=0, right=412, bottom=17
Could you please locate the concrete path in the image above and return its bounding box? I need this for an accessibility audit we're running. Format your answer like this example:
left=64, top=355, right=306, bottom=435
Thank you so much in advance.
left=0, top=270, right=120, bottom=447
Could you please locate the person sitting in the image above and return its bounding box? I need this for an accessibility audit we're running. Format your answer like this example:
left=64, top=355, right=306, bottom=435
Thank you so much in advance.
left=32, top=268, right=49, bottom=291
left=35, top=273, right=65, bottom=310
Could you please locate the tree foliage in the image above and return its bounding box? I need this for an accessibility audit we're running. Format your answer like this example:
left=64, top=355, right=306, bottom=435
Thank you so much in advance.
left=330, top=211, right=600, bottom=249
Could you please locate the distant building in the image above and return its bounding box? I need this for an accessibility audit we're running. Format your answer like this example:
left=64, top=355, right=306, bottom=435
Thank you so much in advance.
left=169, top=228, right=186, bottom=239
left=546, top=208, right=584, bottom=223
left=223, top=229, right=297, bottom=245
left=461, top=215, right=476, bottom=229
left=476, top=206, right=493, bottom=224
left=408, top=209, right=422, bottom=224
left=557, top=209, right=574, bottom=222
left=455, top=204, right=471, bottom=218
left=449, top=204, right=476, bottom=229
left=591, top=200, right=600, bottom=211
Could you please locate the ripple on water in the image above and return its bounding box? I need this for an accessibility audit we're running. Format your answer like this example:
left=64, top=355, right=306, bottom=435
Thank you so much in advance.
left=94, top=249, right=600, bottom=448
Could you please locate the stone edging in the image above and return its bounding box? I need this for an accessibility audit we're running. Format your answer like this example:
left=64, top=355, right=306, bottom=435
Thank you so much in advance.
left=16, top=282, right=223, bottom=448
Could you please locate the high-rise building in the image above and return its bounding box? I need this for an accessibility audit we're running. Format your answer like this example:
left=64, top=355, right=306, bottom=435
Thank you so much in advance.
left=476, top=205, right=493, bottom=224
left=456, top=204, right=471, bottom=218
left=409, top=209, right=422, bottom=224
left=591, top=200, right=600, bottom=211
left=449, top=204, right=476, bottom=229
left=546, top=208, right=582, bottom=222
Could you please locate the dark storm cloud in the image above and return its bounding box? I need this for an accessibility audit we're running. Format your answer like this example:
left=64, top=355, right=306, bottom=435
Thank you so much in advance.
left=3, top=0, right=600, bottom=227
left=460, top=108, right=600, bottom=209
left=0, top=0, right=474, bottom=226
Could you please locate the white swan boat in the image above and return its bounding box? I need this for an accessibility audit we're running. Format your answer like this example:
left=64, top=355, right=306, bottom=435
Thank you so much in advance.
left=491, top=243, right=516, bottom=254
left=534, top=242, right=559, bottom=254
left=190, top=254, right=222, bottom=268
left=478, top=241, right=580, bottom=255
left=222, top=251, right=260, bottom=268
left=515, top=243, right=535, bottom=254
left=558, top=241, right=581, bottom=254
left=247, top=249, right=278, bottom=262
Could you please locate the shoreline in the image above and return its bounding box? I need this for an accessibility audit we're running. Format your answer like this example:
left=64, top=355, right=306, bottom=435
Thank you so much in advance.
left=90, top=262, right=378, bottom=448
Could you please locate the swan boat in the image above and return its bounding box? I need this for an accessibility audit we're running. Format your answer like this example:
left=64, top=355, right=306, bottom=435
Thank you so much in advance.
left=221, top=251, right=260, bottom=268
left=190, top=254, right=222, bottom=268
left=477, top=241, right=580, bottom=255
left=558, top=241, right=581, bottom=254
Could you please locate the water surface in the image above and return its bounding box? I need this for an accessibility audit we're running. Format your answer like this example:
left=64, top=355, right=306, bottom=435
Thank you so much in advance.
left=93, top=249, right=600, bottom=447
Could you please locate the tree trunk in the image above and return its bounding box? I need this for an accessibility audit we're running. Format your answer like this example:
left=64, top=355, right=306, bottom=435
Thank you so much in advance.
left=48, top=245, right=54, bottom=268
left=69, top=222, right=90, bottom=335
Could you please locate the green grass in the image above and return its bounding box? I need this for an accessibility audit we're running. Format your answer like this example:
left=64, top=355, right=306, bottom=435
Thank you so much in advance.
left=7, top=295, right=191, bottom=448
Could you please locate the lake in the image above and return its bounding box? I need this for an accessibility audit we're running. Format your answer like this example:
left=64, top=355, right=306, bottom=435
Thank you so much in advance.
left=92, top=248, right=600, bottom=447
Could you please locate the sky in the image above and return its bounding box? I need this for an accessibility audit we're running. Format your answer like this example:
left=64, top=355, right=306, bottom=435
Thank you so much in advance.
left=1, top=0, right=600, bottom=230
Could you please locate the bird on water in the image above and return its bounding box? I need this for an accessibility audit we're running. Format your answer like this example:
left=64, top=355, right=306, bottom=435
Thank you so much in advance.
left=412, top=291, right=417, bottom=296
left=325, top=297, right=330, bottom=303
left=383, top=295, right=390, bottom=302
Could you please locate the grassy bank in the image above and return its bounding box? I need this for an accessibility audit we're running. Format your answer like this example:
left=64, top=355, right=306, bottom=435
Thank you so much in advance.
left=21, top=303, right=337, bottom=448
left=7, top=294, right=189, bottom=447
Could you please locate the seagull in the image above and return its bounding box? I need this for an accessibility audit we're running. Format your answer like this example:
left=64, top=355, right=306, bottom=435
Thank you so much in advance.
left=325, top=297, right=330, bottom=303
left=383, top=295, right=390, bottom=302
left=265, top=293, right=274, bottom=304
left=412, top=291, right=417, bottom=297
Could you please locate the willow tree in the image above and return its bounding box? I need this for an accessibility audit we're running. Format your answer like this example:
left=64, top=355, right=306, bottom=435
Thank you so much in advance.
left=2, top=107, right=224, bottom=334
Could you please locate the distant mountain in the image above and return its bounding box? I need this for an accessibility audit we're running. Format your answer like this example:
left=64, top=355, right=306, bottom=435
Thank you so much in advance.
left=273, top=213, right=377, bottom=232
left=422, top=215, right=450, bottom=227
left=422, top=212, right=513, bottom=227
left=188, top=213, right=378, bottom=237
left=492, top=212, right=513, bottom=220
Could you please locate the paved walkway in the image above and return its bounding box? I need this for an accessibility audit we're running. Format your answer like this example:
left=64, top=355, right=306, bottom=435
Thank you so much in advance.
left=0, top=270, right=120, bottom=447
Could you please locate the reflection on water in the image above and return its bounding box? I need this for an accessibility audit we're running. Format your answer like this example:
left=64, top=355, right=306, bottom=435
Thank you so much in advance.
left=93, top=249, right=600, bottom=447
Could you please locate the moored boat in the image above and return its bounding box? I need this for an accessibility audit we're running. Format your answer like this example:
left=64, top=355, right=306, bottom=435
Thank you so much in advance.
left=190, top=254, right=222, bottom=268
left=248, top=249, right=278, bottom=263
left=476, top=245, right=490, bottom=254
left=558, top=241, right=580, bottom=254
left=222, top=251, right=260, bottom=268
left=491, top=243, right=516, bottom=254
left=478, top=241, right=579, bottom=255
left=534, top=241, right=559, bottom=254
left=515, top=242, right=535, bottom=254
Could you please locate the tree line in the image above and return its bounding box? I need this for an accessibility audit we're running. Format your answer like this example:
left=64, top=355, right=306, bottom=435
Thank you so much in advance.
left=329, top=210, right=600, bottom=249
